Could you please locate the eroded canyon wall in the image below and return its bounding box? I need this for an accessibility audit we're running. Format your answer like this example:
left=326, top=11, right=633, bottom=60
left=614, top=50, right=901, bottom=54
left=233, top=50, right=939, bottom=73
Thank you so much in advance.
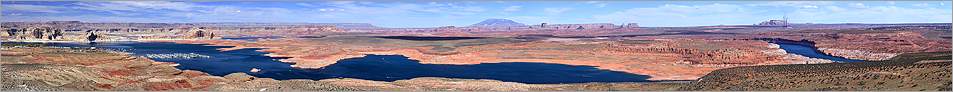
left=758, top=25, right=951, bottom=61
left=1, top=21, right=346, bottom=41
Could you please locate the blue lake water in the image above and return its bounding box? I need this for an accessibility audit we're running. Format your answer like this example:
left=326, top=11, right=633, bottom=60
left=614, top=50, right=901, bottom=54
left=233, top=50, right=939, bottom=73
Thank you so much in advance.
left=28, top=41, right=651, bottom=84
left=759, top=38, right=865, bottom=62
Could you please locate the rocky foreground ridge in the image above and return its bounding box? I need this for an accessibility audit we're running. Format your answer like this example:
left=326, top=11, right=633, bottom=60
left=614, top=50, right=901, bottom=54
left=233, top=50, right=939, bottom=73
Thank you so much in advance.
left=681, top=52, right=951, bottom=91
left=758, top=25, right=951, bottom=61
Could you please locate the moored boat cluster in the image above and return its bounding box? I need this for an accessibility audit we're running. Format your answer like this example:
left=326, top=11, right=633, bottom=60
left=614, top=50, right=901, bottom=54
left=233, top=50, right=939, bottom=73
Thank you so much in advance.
left=145, top=53, right=211, bottom=59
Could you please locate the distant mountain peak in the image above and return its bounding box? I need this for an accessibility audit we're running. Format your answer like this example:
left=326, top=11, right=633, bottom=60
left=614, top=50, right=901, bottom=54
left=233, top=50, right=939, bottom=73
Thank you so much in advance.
left=469, top=18, right=526, bottom=27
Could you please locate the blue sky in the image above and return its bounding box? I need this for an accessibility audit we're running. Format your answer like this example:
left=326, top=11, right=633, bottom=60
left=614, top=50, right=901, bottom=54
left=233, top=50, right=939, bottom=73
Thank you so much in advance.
left=2, top=1, right=951, bottom=28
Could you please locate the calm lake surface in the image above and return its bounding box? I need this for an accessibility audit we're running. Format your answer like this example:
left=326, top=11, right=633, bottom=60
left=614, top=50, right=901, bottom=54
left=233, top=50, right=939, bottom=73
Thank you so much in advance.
left=29, top=41, right=651, bottom=84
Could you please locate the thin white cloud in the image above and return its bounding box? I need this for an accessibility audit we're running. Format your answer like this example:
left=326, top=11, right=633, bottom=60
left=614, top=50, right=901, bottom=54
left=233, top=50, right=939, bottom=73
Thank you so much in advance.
left=331, top=1, right=356, bottom=5
left=791, top=5, right=952, bottom=23
left=296, top=3, right=316, bottom=7
left=825, top=6, right=847, bottom=12
left=3, top=4, right=64, bottom=13
left=327, top=1, right=485, bottom=15
left=462, top=6, right=486, bottom=12
left=596, top=3, right=608, bottom=8
left=110, top=1, right=198, bottom=11
left=503, top=6, right=522, bottom=12
left=748, top=1, right=836, bottom=8
left=849, top=3, right=867, bottom=8
left=801, top=5, right=819, bottom=8
left=586, top=1, right=608, bottom=8
left=592, top=4, right=757, bottom=26
left=912, top=3, right=930, bottom=7
left=3, top=14, right=180, bottom=23
left=543, top=8, right=572, bottom=14
left=596, top=2, right=951, bottom=26
left=75, top=1, right=201, bottom=12
left=505, top=16, right=551, bottom=24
